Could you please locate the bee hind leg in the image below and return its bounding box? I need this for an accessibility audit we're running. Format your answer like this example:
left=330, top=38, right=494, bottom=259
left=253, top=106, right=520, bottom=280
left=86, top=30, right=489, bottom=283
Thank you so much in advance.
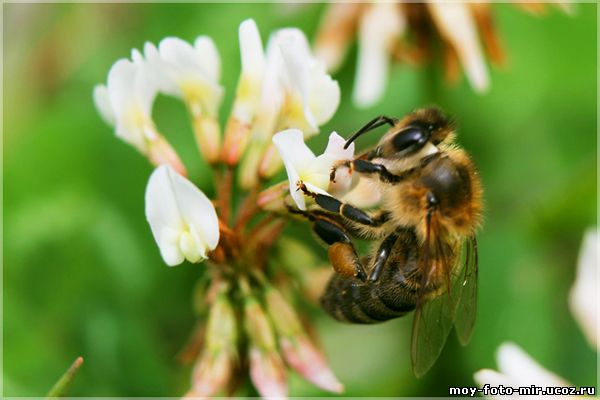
left=292, top=208, right=367, bottom=281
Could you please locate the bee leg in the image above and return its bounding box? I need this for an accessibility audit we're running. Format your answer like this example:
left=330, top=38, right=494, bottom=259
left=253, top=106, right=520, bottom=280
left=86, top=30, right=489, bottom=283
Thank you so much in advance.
left=299, top=183, right=389, bottom=227
left=367, top=231, right=400, bottom=282
left=285, top=201, right=368, bottom=280
left=303, top=215, right=366, bottom=281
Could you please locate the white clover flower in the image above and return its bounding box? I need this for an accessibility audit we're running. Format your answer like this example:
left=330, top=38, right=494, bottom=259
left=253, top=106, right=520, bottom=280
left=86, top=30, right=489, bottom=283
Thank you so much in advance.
left=474, top=342, right=571, bottom=399
left=426, top=3, right=489, bottom=93
left=222, top=19, right=266, bottom=166
left=145, top=165, right=219, bottom=266
left=272, top=28, right=340, bottom=137
left=144, top=37, right=223, bottom=117
left=232, top=19, right=265, bottom=125
left=354, top=2, right=406, bottom=108
left=93, top=51, right=187, bottom=175
left=569, top=228, right=598, bottom=349
left=272, top=129, right=354, bottom=210
left=144, top=37, right=224, bottom=164
left=93, top=52, right=159, bottom=153
left=239, top=26, right=341, bottom=188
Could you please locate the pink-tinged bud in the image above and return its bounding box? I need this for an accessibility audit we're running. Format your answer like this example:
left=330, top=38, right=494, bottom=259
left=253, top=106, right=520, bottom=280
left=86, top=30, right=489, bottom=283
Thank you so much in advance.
left=280, top=336, right=344, bottom=394
left=193, top=115, right=221, bottom=165
left=189, top=291, right=237, bottom=396
left=249, top=347, right=288, bottom=398
left=147, top=135, right=187, bottom=176
left=190, top=350, right=233, bottom=397
left=264, top=287, right=302, bottom=336
left=206, top=292, right=237, bottom=351
left=238, top=142, right=264, bottom=189
left=257, top=182, right=288, bottom=211
left=258, top=143, right=283, bottom=179
left=244, top=296, right=276, bottom=350
left=221, top=117, right=251, bottom=166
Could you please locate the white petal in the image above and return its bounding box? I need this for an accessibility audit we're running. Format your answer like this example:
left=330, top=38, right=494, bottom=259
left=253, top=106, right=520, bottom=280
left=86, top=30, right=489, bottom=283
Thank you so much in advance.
left=160, top=227, right=185, bottom=266
left=354, top=3, right=404, bottom=108
left=239, top=19, right=265, bottom=81
left=427, top=3, right=489, bottom=93
left=272, top=129, right=317, bottom=210
left=496, top=342, right=568, bottom=387
left=569, top=228, right=598, bottom=349
left=107, top=58, right=137, bottom=114
left=93, top=84, right=116, bottom=126
left=324, top=131, right=354, bottom=159
left=145, top=165, right=219, bottom=265
left=272, top=129, right=316, bottom=173
left=145, top=165, right=186, bottom=266
left=166, top=166, right=220, bottom=252
left=194, top=36, right=221, bottom=82
left=144, top=41, right=180, bottom=97
left=307, top=64, right=340, bottom=128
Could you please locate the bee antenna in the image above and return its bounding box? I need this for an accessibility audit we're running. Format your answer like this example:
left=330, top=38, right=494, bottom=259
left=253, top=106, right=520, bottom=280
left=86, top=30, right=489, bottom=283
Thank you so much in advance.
left=344, top=115, right=398, bottom=149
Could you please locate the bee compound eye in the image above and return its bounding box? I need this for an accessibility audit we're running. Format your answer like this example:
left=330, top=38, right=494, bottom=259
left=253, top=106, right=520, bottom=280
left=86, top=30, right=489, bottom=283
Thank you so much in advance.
left=392, top=126, right=430, bottom=153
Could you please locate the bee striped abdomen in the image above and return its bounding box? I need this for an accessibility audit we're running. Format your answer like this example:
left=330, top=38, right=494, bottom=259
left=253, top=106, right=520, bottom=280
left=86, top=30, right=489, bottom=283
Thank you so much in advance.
left=320, top=232, right=421, bottom=324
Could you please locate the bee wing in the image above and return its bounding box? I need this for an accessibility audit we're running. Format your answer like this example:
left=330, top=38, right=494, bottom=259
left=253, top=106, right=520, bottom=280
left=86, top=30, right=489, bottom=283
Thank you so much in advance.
left=410, top=229, right=466, bottom=377
left=454, top=236, right=479, bottom=345
left=410, top=280, right=457, bottom=378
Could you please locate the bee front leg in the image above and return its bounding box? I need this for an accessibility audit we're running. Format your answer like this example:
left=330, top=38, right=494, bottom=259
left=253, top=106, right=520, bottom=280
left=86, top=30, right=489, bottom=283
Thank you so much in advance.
left=299, top=183, right=389, bottom=227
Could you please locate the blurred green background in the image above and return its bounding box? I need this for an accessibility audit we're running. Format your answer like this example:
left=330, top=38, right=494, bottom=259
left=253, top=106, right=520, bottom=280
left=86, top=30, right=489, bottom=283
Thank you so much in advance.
left=3, top=3, right=596, bottom=396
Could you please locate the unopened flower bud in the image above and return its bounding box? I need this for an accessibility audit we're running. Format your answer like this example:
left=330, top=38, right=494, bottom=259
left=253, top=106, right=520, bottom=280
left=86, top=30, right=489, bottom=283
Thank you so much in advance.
left=244, top=296, right=288, bottom=398
left=147, top=135, right=187, bottom=176
left=244, top=296, right=276, bottom=351
left=258, top=143, right=284, bottom=179
left=238, top=142, right=265, bottom=189
left=192, top=114, right=221, bottom=165
left=190, top=290, right=237, bottom=397
left=249, top=346, right=288, bottom=398
left=265, top=286, right=343, bottom=393
left=280, top=336, right=344, bottom=394
left=222, top=117, right=251, bottom=166
left=264, top=287, right=302, bottom=337
left=191, top=351, right=233, bottom=397
left=257, top=182, right=288, bottom=212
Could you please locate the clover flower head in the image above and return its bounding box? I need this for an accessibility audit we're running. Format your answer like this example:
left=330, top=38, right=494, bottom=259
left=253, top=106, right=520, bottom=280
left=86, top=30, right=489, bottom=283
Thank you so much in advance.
left=94, top=19, right=343, bottom=397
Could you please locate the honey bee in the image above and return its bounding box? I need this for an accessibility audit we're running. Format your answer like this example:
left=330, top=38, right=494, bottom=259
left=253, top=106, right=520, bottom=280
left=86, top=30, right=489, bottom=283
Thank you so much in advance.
left=294, top=107, right=482, bottom=377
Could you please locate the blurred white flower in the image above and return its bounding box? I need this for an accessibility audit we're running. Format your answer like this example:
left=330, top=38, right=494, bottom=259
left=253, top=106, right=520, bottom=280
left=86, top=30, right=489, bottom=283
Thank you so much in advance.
left=145, top=165, right=219, bottom=266
left=569, top=228, right=598, bottom=349
left=426, top=3, right=489, bottom=93
left=474, top=342, right=571, bottom=399
left=93, top=53, right=186, bottom=175
left=144, top=37, right=223, bottom=164
left=272, top=129, right=354, bottom=210
left=475, top=228, right=597, bottom=398
left=354, top=2, right=406, bottom=108
left=315, top=3, right=569, bottom=108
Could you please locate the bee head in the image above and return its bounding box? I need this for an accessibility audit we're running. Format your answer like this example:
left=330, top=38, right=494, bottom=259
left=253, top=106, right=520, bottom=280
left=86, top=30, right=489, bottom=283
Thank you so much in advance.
left=380, top=107, right=455, bottom=158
